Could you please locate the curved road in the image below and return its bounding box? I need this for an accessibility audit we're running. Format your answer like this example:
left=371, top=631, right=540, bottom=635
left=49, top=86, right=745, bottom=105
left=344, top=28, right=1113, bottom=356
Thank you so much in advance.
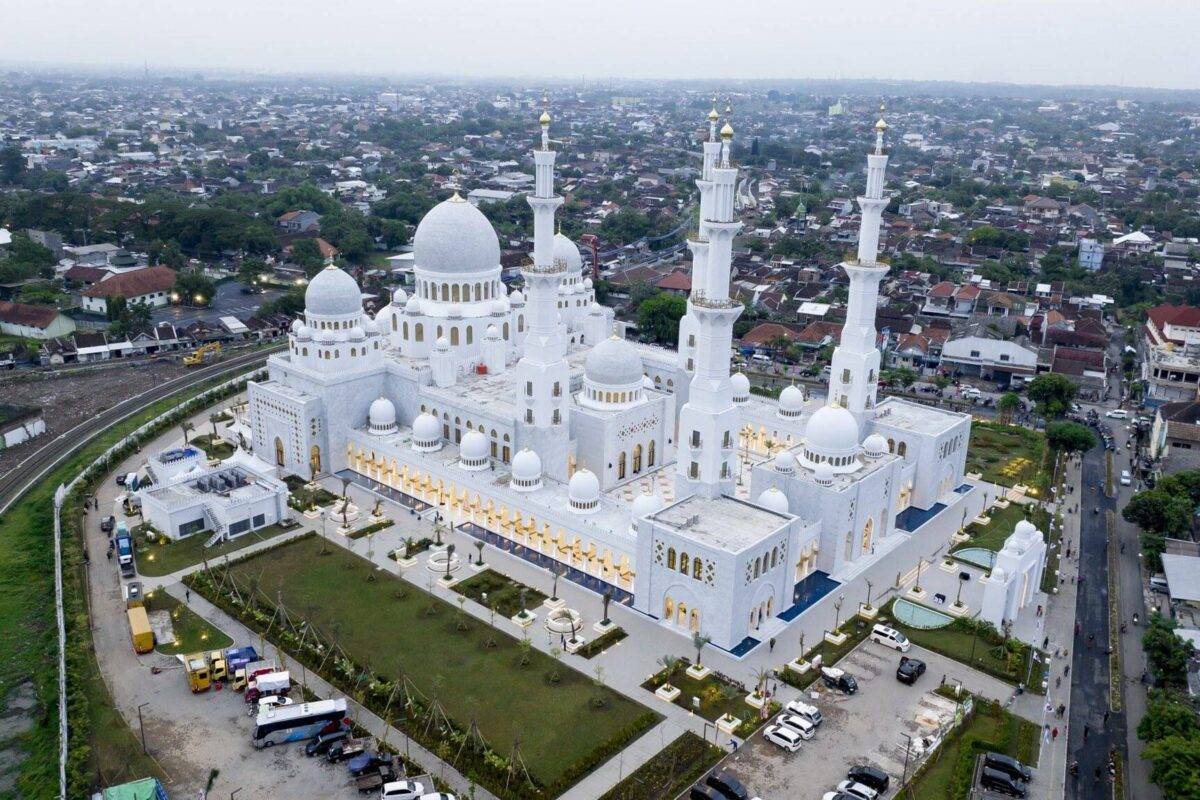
left=0, top=345, right=282, bottom=514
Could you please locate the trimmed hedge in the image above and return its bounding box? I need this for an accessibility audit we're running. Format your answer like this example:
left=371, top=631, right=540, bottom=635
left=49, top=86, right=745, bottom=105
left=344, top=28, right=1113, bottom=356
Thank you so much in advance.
left=598, top=732, right=723, bottom=800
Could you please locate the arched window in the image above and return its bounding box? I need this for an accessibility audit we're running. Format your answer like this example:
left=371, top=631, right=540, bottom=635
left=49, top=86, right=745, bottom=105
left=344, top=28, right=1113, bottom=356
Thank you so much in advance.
left=310, top=445, right=322, bottom=473
left=274, top=437, right=285, bottom=466
left=403, top=322, right=409, bottom=339
left=618, top=451, right=626, bottom=479
left=475, top=282, right=482, bottom=300
left=301, top=347, right=308, bottom=356
left=450, top=328, right=459, bottom=346
left=415, top=323, right=424, bottom=342
left=897, top=441, right=907, bottom=457
left=442, top=282, right=450, bottom=300
left=663, top=596, right=674, bottom=620
left=648, top=440, right=656, bottom=467
left=667, top=548, right=676, bottom=570
left=503, top=322, right=510, bottom=339
left=452, top=284, right=460, bottom=302
left=679, top=552, right=689, bottom=575
left=633, top=443, right=643, bottom=473
left=771, top=547, right=778, bottom=568
left=392, top=315, right=397, bottom=331
left=754, top=557, right=761, bottom=579
left=518, top=315, right=525, bottom=333
left=466, top=326, right=474, bottom=345
left=350, top=347, right=357, bottom=357
left=693, top=557, right=702, bottom=579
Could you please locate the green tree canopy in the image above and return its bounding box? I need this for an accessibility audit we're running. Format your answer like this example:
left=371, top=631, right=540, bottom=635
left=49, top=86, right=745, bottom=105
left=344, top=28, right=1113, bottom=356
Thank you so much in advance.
left=997, top=392, right=1022, bottom=424
left=1045, top=421, right=1097, bottom=454
left=1143, top=736, right=1200, bottom=800
left=1144, top=613, right=1195, bottom=688
left=174, top=269, right=217, bottom=307
left=1123, top=488, right=1193, bottom=537
left=1139, top=690, right=1200, bottom=743
left=1026, top=373, right=1077, bottom=419
left=637, top=293, right=687, bottom=347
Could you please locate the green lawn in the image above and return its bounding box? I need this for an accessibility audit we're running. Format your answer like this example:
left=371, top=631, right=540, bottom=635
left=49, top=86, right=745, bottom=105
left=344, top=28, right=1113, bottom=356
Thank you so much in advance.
left=189, top=433, right=234, bottom=460
left=888, top=606, right=1047, bottom=693
left=954, top=503, right=1051, bottom=555
left=599, top=732, right=724, bottom=800
left=967, top=422, right=1048, bottom=490
left=144, top=590, right=232, bottom=655
left=133, top=522, right=297, bottom=577
left=453, top=569, right=547, bottom=619
left=218, top=535, right=655, bottom=788
left=643, top=659, right=762, bottom=731
left=902, top=696, right=1040, bottom=800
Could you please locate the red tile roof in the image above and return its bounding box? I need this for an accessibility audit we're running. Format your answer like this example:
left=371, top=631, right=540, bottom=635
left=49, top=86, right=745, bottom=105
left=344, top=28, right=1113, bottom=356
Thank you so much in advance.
left=81, top=266, right=177, bottom=299
left=0, top=301, right=62, bottom=329
left=655, top=269, right=692, bottom=292
left=928, top=281, right=955, bottom=298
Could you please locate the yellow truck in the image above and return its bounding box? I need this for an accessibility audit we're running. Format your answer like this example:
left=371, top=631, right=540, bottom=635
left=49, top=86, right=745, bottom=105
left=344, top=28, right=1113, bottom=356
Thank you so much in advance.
left=184, top=653, right=211, bottom=693
left=183, top=342, right=221, bottom=366
left=208, top=650, right=228, bottom=682
left=127, top=606, right=154, bottom=654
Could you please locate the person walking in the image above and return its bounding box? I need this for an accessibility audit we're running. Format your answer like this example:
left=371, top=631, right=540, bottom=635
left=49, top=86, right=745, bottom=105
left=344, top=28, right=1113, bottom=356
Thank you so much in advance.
left=1083, top=724, right=1090, bottom=741
left=1052, top=727, right=1059, bottom=741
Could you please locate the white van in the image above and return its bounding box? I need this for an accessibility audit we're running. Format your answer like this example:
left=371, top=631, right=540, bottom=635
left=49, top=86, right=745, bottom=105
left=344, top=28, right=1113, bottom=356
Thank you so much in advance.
left=870, top=624, right=911, bottom=653
left=1105, top=409, right=1128, bottom=419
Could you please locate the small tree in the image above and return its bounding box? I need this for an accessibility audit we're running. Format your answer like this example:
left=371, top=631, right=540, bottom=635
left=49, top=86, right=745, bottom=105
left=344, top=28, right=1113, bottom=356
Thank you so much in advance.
left=433, top=519, right=445, bottom=547
left=444, top=543, right=456, bottom=581
left=600, top=589, right=613, bottom=626
left=751, top=666, right=771, bottom=699
left=517, top=587, right=530, bottom=619
left=692, top=631, right=712, bottom=668
left=518, top=636, right=533, bottom=667
left=180, top=420, right=195, bottom=445
left=658, top=654, right=681, bottom=689
left=997, top=392, right=1021, bottom=425
left=474, top=539, right=485, bottom=566
left=549, top=565, right=563, bottom=602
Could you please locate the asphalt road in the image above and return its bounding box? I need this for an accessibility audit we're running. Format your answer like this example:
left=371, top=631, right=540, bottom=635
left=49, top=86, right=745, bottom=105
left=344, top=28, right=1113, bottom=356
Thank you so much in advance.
left=152, top=280, right=281, bottom=327
left=0, top=345, right=280, bottom=514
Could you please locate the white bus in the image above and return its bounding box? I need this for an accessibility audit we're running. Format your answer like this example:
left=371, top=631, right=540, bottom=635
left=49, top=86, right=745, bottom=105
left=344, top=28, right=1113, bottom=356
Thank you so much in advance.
left=251, top=699, right=347, bottom=748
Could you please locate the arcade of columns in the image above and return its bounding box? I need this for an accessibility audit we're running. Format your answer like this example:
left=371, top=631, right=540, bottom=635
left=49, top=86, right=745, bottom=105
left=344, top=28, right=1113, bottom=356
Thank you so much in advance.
left=346, top=443, right=635, bottom=589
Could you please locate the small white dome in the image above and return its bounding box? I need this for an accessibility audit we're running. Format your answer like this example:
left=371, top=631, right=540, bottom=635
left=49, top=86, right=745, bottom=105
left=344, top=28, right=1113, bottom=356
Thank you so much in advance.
left=757, top=487, right=790, bottom=515
left=642, top=374, right=656, bottom=389
left=348, top=325, right=366, bottom=342
left=568, top=469, right=601, bottom=513
left=813, top=461, right=835, bottom=485
left=1014, top=519, right=1040, bottom=541
left=435, top=335, right=450, bottom=350
left=491, top=297, right=509, bottom=315
left=510, top=448, right=542, bottom=490
left=391, top=288, right=408, bottom=305
left=990, top=566, right=1008, bottom=583
left=588, top=301, right=605, bottom=315
left=412, top=412, right=441, bottom=450
left=803, top=405, right=861, bottom=470
left=630, top=491, right=664, bottom=520
left=584, top=277, right=594, bottom=290
left=553, top=232, right=584, bottom=273
left=291, top=319, right=311, bottom=339
left=361, top=314, right=378, bottom=335
left=405, top=295, right=423, bottom=314
left=585, top=337, right=642, bottom=387
left=509, top=289, right=525, bottom=305
left=485, top=324, right=500, bottom=339
left=863, top=433, right=888, bottom=458
left=779, top=385, right=805, bottom=416
left=368, top=396, right=397, bottom=433
left=304, top=265, right=362, bottom=317
left=412, top=195, right=501, bottom=276
left=459, top=430, right=489, bottom=470
left=773, top=451, right=796, bottom=473
left=731, top=372, right=751, bottom=401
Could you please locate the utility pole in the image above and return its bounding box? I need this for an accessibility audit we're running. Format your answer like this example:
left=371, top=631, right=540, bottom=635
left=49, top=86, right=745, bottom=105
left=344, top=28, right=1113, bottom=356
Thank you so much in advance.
left=137, top=702, right=149, bottom=754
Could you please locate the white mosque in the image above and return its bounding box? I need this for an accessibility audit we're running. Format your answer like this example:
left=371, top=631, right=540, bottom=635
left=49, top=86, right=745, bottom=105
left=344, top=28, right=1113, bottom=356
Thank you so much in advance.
left=247, top=104, right=972, bottom=653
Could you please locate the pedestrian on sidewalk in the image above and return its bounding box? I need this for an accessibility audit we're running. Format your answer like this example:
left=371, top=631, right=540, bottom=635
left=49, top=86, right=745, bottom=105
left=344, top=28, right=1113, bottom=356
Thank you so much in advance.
left=1057, top=703, right=1066, bottom=717
left=1052, top=727, right=1058, bottom=741
left=1083, top=724, right=1090, bottom=741
left=185, top=588, right=191, bottom=604
left=1103, top=709, right=1109, bottom=724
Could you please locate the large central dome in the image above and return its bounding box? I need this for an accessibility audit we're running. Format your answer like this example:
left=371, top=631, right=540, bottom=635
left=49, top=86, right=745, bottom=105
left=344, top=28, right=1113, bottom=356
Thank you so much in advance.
left=413, top=194, right=501, bottom=276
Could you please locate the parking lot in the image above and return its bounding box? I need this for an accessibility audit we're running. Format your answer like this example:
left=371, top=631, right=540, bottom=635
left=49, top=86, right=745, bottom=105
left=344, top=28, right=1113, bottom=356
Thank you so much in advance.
left=721, top=640, right=1016, bottom=799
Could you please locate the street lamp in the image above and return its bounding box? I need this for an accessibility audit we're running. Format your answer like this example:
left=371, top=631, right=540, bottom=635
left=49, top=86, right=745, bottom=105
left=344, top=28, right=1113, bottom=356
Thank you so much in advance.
left=137, top=702, right=150, bottom=754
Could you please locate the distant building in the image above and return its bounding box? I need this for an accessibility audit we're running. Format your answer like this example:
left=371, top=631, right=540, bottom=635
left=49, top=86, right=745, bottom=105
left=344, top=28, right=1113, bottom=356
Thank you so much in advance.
left=467, top=188, right=516, bottom=206
left=277, top=210, right=322, bottom=233
left=80, top=266, right=177, bottom=315
left=0, top=405, right=45, bottom=449
left=1078, top=238, right=1105, bottom=271
left=0, top=301, right=75, bottom=340
left=940, top=334, right=1038, bottom=386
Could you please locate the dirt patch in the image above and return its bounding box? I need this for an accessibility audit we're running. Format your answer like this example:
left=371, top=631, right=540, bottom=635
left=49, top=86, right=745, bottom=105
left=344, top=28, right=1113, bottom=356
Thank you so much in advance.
left=0, top=680, right=40, bottom=791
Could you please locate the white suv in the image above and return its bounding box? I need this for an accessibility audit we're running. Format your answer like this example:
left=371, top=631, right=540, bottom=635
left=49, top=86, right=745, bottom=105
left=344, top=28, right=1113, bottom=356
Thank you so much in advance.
left=763, top=724, right=803, bottom=752
left=776, top=713, right=816, bottom=739
left=784, top=699, right=823, bottom=727
left=870, top=623, right=911, bottom=653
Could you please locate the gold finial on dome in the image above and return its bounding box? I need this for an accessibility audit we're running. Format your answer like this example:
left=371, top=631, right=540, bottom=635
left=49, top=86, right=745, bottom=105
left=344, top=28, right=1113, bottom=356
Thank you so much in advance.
left=539, top=109, right=551, bottom=125
left=707, top=106, right=720, bottom=122
left=720, top=120, right=734, bottom=139
left=450, top=189, right=465, bottom=202
left=539, top=91, right=550, bottom=125
left=875, top=101, right=887, bottom=131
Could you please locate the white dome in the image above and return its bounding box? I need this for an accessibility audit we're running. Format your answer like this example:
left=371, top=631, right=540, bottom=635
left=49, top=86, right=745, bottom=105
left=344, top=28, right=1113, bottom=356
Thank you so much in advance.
left=412, top=195, right=501, bottom=276
left=391, top=288, right=408, bottom=305
left=585, top=337, right=643, bottom=387
left=757, top=487, right=790, bottom=515
left=779, top=385, right=805, bottom=415
left=291, top=319, right=310, bottom=339
left=553, top=232, right=584, bottom=273
left=773, top=451, right=797, bottom=473
left=368, top=396, right=397, bottom=433
left=630, top=491, right=663, bottom=520
left=642, top=374, right=655, bottom=389
left=731, top=372, right=751, bottom=401
left=304, top=265, right=362, bottom=317
left=405, top=295, right=422, bottom=314
left=459, top=430, right=489, bottom=470
left=348, top=325, right=366, bottom=342
left=588, top=301, right=605, bottom=315
left=813, top=461, right=835, bottom=485
left=990, top=566, right=1008, bottom=582
left=485, top=324, right=500, bottom=339
left=863, top=433, right=889, bottom=458
left=491, top=297, right=509, bottom=315
left=584, top=277, right=594, bottom=290
left=412, top=412, right=441, bottom=450
left=435, top=335, right=450, bottom=350
left=361, top=314, right=378, bottom=335
left=510, top=448, right=543, bottom=490
left=804, top=405, right=860, bottom=463
left=568, top=469, right=601, bottom=513
left=1013, top=519, right=1041, bottom=541
left=509, top=289, right=525, bottom=305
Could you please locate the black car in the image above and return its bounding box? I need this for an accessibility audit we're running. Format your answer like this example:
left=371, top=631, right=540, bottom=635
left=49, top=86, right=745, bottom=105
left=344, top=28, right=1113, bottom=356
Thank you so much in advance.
left=980, top=766, right=1027, bottom=797
left=101, top=515, right=115, bottom=533
left=896, top=656, right=926, bottom=685
left=304, top=727, right=349, bottom=757
left=688, top=786, right=721, bottom=800
left=705, top=770, right=750, bottom=800
left=822, top=670, right=859, bottom=695
left=846, top=764, right=890, bottom=793
left=983, top=752, right=1032, bottom=782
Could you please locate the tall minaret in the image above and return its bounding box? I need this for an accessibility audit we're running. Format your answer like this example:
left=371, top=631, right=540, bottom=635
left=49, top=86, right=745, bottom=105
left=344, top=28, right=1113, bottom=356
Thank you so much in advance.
left=675, top=117, right=743, bottom=500
left=516, top=97, right=570, bottom=479
left=677, top=99, right=725, bottom=376
left=827, top=108, right=891, bottom=432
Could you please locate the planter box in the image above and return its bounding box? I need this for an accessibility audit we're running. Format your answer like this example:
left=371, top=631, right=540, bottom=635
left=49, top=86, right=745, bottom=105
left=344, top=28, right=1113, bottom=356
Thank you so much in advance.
left=939, top=559, right=959, bottom=573
left=564, top=637, right=588, bottom=655
left=857, top=603, right=878, bottom=621
left=972, top=515, right=991, bottom=526
left=396, top=556, right=418, bottom=569
left=744, top=692, right=766, bottom=709
left=437, top=573, right=458, bottom=587
left=592, top=619, right=616, bottom=635
left=511, top=612, right=536, bottom=629
left=302, top=508, right=323, bottom=520
left=906, top=586, right=928, bottom=602
left=950, top=531, right=970, bottom=545
left=965, top=472, right=983, bottom=481
left=336, top=526, right=355, bottom=537
left=469, top=561, right=488, bottom=572
left=947, top=601, right=971, bottom=617
left=430, top=542, right=448, bottom=552
left=824, top=631, right=848, bottom=646
left=786, top=658, right=811, bottom=675
left=716, top=714, right=741, bottom=735
left=542, top=597, right=566, bottom=611
left=655, top=684, right=681, bottom=703
left=993, top=499, right=1011, bottom=509
left=685, top=664, right=711, bottom=680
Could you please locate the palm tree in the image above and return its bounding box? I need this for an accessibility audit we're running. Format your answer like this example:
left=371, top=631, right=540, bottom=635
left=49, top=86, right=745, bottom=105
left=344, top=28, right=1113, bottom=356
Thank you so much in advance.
left=474, top=540, right=485, bottom=566
left=657, top=654, right=681, bottom=688
left=209, top=412, right=221, bottom=440
left=751, top=666, right=771, bottom=699
left=600, top=590, right=613, bottom=626
left=180, top=421, right=194, bottom=445
left=692, top=631, right=712, bottom=668
left=444, top=543, right=456, bottom=581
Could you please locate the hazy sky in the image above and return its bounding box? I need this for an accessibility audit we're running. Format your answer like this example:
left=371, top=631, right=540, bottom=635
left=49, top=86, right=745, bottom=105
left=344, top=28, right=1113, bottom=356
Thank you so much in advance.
left=4, top=0, right=1200, bottom=90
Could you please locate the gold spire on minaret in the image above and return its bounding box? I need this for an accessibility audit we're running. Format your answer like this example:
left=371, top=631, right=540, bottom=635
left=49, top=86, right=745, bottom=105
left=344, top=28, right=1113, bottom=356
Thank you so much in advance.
left=539, top=91, right=551, bottom=126
left=875, top=101, right=888, bottom=131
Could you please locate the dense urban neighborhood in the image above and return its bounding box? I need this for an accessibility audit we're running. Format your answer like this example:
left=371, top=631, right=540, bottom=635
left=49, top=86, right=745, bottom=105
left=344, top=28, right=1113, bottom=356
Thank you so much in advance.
left=1, top=65, right=1199, bottom=800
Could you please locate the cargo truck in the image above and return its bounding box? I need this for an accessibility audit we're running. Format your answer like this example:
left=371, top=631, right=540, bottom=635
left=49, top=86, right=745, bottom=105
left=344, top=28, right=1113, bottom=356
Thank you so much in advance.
left=127, top=606, right=154, bottom=654
left=183, top=653, right=211, bottom=693
left=207, top=650, right=228, bottom=682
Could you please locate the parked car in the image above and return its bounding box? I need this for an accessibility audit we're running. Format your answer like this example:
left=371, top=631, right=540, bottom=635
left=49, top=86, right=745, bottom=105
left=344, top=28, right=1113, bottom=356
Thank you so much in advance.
left=1105, top=409, right=1128, bottom=419
left=982, top=752, right=1032, bottom=782
left=835, top=779, right=879, bottom=800
left=979, top=766, right=1027, bottom=797
left=763, top=724, right=803, bottom=752
left=870, top=624, right=911, bottom=652
left=381, top=782, right=425, bottom=800
left=1120, top=470, right=1131, bottom=486
left=784, top=699, right=822, bottom=727
left=821, top=666, right=859, bottom=695
left=846, top=765, right=889, bottom=793
left=416, top=794, right=456, bottom=800
left=896, top=656, right=927, bottom=685
left=705, top=770, right=750, bottom=800
left=101, top=515, right=115, bottom=533
left=254, top=695, right=294, bottom=715
left=304, top=726, right=350, bottom=757
left=775, top=713, right=816, bottom=739
left=688, top=786, right=722, bottom=800
left=1150, top=575, right=1170, bottom=593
